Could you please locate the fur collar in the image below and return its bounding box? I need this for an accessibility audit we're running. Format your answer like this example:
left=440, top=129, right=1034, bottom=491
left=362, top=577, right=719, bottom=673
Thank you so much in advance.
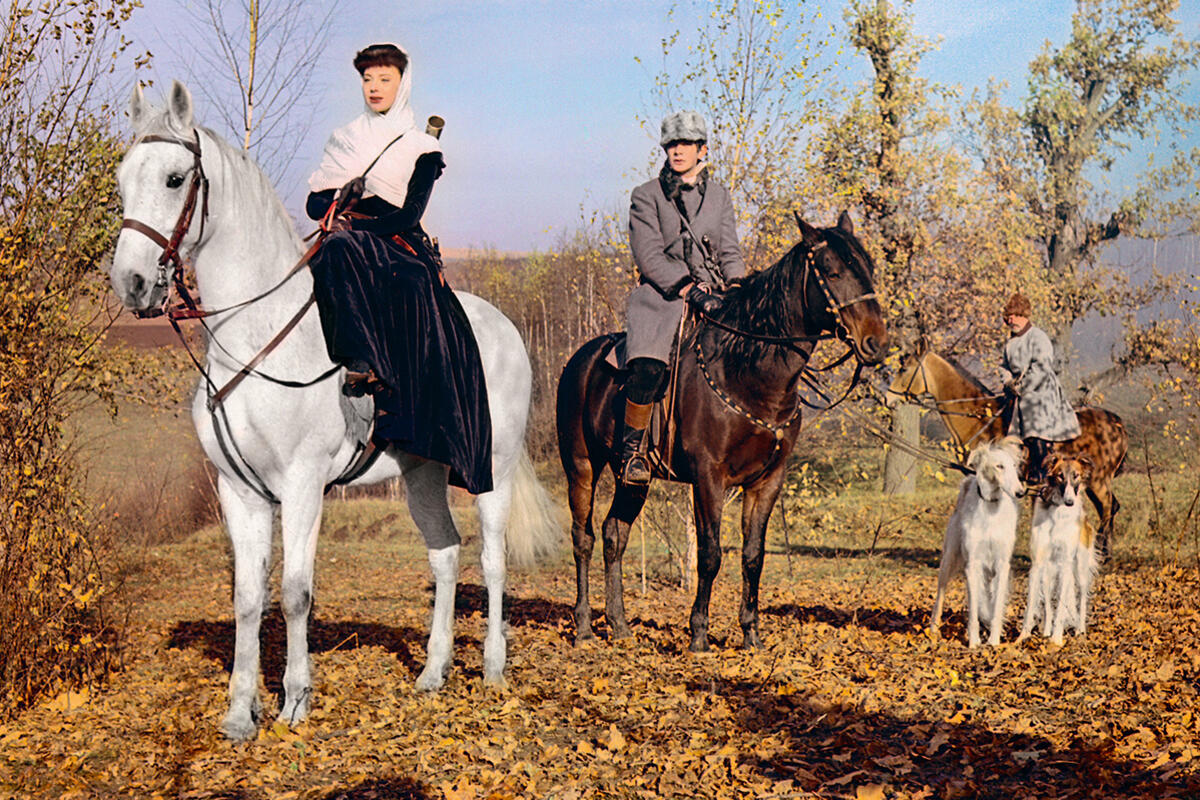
left=658, top=161, right=708, bottom=204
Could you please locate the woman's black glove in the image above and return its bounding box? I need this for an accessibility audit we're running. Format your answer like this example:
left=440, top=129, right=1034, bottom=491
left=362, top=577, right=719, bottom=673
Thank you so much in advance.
left=686, top=283, right=725, bottom=317
left=334, top=176, right=365, bottom=214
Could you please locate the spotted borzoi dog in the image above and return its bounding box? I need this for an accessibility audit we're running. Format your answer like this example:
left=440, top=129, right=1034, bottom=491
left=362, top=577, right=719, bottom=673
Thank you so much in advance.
left=1018, top=453, right=1098, bottom=645
left=931, top=437, right=1025, bottom=648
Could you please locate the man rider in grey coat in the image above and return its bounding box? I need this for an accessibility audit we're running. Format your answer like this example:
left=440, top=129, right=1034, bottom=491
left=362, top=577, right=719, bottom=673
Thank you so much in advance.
left=999, top=291, right=1081, bottom=484
left=620, top=110, right=746, bottom=484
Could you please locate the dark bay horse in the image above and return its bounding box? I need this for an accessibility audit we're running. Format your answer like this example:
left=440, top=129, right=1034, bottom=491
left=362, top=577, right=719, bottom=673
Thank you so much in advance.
left=884, top=346, right=1127, bottom=558
left=557, top=212, right=888, bottom=652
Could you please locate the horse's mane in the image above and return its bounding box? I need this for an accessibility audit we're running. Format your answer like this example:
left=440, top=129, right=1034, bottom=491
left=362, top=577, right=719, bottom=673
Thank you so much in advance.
left=709, top=226, right=871, bottom=375
left=133, top=110, right=298, bottom=242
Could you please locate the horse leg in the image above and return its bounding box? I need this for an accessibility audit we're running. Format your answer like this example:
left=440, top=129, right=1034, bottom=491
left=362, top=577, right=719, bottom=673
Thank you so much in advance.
left=218, top=478, right=274, bottom=740
left=600, top=482, right=649, bottom=639
left=688, top=477, right=724, bottom=652
left=277, top=481, right=325, bottom=726
left=1088, top=483, right=1118, bottom=561
left=739, top=470, right=786, bottom=649
left=476, top=474, right=514, bottom=687
left=402, top=457, right=461, bottom=692
left=569, top=458, right=602, bottom=644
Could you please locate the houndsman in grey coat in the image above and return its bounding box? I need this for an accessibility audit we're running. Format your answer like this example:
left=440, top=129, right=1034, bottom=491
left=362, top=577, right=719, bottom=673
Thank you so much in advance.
left=619, top=110, right=746, bottom=484
left=999, top=291, right=1081, bottom=482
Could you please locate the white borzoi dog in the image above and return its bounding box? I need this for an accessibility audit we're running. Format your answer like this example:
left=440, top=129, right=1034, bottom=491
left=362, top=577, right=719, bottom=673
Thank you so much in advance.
left=931, top=437, right=1026, bottom=648
left=1018, top=453, right=1098, bottom=645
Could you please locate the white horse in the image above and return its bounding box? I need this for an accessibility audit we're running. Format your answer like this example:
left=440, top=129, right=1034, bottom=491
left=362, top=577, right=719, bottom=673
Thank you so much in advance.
left=109, top=81, right=558, bottom=740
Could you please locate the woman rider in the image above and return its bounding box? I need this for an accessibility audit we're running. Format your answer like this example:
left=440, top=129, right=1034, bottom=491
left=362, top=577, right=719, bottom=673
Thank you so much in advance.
left=999, top=291, right=1080, bottom=484
left=306, top=42, right=492, bottom=494
left=620, top=110, right=746, bottom=484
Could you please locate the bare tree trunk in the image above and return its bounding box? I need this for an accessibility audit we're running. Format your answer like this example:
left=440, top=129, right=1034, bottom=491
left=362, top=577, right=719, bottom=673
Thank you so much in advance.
left=882, top=403, right=919, bottom=495
left=241, top=0, right=258, bottom=150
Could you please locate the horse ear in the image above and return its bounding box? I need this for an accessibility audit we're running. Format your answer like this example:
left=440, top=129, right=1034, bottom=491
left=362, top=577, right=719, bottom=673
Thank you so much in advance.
left=166, top=80, right=194, bottom=132
left=129, top=82, right=148, bottom=132
left=837, top=210, right=855, bottom=235
left=966, top=445, right=983, bottom=471
left=915, top=334, right=928, bottom=356
left=793, top=210, right=821, bottom=244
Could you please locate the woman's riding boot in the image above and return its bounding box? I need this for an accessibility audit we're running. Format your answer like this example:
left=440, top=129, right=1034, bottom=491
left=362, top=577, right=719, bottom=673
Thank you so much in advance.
left=619, top=399, right=653, bottom=485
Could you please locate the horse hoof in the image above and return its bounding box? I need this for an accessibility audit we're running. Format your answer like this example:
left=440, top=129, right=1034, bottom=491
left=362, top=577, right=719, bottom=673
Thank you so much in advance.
left=278, top=688, right=312, bottom=726
left=742, top=633, right=763, bottom=650
left=688, top=639, right=711, bottom=653
left=415, top=667, right=448, bottom=693
left=221, top=712, right=258, bottom=741
left=574, top=629, right=596, bottom=647
left=610, top=624, right=633, bottom=640
left=483, top=672, right=509, bottom=691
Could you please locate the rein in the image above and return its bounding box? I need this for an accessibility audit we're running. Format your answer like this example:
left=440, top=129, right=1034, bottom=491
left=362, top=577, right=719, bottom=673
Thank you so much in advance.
left=687, top=233, right=880, bottom=469
left=118, top=129, right=377, bottom=502
left=694, top=243, right=878, bottom=353
left=119, top=130, right=339, bottom=410
left=889, top=355, right=1014, bottom=457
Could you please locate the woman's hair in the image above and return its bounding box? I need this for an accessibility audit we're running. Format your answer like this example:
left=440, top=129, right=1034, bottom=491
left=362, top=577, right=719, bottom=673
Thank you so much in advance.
left=353, top=44, right=408, bottom=75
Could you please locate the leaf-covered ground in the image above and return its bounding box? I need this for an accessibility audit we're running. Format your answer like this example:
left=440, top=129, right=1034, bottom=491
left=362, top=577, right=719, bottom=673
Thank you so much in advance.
left=4, top=497, right=1200, bottom=799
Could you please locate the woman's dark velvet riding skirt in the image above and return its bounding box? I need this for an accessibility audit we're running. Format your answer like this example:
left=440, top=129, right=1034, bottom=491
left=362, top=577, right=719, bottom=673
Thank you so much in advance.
left=311, top=229, right=493, bottom=494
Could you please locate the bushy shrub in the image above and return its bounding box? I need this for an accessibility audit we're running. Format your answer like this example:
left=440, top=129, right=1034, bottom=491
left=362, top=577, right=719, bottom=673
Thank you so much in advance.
left=0, top=0, right=140, bottom=715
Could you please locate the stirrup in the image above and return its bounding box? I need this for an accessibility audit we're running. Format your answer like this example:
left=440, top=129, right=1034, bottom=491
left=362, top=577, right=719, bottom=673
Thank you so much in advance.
left=620, top=452, right=652, bottom=486
left=342, top=369, right=383, bottom=397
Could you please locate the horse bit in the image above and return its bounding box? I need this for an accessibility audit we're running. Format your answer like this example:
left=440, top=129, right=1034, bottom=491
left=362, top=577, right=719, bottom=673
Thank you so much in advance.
left=119, top=130, right=210, bottom=319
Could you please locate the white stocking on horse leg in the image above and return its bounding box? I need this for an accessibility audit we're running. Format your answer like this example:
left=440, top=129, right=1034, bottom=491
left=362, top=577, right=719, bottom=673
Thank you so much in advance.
left=477, top=480, right=514, bottom=687
left=277, top=485, right=324, bottom=726
left=402, top=457, right=461, bottom=691
left=219, top=479, right=273, bottom=741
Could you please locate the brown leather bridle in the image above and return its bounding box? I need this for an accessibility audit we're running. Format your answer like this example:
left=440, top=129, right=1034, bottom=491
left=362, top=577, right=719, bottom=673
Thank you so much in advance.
left=119, top=131, right=209, bottom=318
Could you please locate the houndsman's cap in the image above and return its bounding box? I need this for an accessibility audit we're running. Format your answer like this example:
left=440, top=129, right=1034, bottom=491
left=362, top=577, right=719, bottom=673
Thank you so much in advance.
left=660, top=110, right=707, bottom=146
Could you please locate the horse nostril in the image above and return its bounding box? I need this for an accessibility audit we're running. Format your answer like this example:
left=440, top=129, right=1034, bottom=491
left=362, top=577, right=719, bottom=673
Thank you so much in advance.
left=129, top=272, right=146, bottom=298
left=862, top=336, right=880, bottom=356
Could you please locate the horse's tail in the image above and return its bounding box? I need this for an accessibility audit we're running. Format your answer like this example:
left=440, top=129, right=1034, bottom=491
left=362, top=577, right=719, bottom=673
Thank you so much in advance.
left=505, top=447, right=563, bottom=570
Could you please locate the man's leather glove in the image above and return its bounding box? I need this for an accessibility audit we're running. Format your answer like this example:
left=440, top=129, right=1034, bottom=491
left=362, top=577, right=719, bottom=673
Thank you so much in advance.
left=334, top=176, right=365, bottom=215
left=686, top=284, right=725, bottom=317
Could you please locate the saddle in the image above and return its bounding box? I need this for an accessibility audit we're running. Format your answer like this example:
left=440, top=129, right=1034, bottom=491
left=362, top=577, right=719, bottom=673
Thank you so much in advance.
left=600, top=333, right=677, bottom=480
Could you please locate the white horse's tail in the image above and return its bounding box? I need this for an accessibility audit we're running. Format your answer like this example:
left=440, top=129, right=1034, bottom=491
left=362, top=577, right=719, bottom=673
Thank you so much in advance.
left=505, top=448, right=563, bottom=569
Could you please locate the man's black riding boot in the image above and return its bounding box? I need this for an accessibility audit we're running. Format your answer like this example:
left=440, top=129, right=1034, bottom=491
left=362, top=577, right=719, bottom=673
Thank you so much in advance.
left=1024, top=437, right=1049, bottom=484
left=619, top=399, right=653, bottom=485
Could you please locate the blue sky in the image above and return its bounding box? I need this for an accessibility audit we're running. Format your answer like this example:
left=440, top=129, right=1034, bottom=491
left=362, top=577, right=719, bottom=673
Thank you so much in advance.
left=127, top=1, right=1197, bottom=253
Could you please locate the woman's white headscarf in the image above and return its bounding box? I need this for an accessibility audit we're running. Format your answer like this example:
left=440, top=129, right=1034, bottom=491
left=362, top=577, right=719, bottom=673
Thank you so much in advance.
left=308, top=43, right=440, bottom=208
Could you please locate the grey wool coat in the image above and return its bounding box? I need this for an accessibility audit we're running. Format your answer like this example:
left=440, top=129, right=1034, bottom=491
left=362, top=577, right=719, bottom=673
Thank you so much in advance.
left=1000, top=324, right=1081, bottom=441
left=625, top=173, right=746, bottom=362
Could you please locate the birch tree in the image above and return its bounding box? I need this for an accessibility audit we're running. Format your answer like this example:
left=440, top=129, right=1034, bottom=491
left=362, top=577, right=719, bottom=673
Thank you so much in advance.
left=167, top=0, right=339, bottom=182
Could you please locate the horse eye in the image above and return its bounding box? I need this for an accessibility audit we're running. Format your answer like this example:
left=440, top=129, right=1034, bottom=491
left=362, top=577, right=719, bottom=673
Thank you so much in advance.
left=166, top=173, right=185, bottom=189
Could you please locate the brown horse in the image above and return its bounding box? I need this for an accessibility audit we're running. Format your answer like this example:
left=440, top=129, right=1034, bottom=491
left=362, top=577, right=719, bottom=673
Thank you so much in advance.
left=884, top=346, right=1127, bottom=557
left=557, top=212, right=888, bottom=652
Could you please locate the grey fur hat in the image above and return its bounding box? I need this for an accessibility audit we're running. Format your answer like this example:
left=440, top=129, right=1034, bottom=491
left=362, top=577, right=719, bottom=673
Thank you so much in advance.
left=660, top=110, right=707, bottom=146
